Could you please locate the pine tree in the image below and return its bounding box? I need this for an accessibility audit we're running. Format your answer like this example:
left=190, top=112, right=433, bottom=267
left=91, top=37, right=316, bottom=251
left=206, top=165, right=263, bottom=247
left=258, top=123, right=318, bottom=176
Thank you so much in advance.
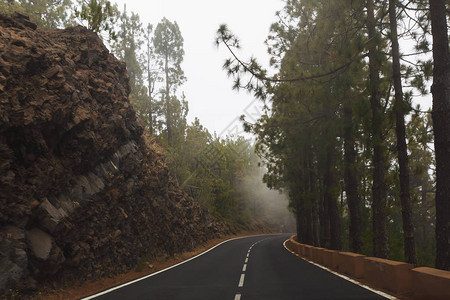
left=74, top=0, right=118, bottom=39
left=366, top=0, right=389, bottom=259
left=143, top=23, right=159, bottom=135
left=153, top=18, right=186, bottom=147
left=389, top=0, right=417, bottom=265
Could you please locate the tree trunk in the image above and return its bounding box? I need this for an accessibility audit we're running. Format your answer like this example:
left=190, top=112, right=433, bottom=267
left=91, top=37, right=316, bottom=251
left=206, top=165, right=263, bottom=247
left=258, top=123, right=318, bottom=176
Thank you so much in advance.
left=304, top=147, right=314, bottom=245
left=305, top=204, right=313, bottom=245
left=146, top=28, right=154, bottom=135
left=320, top=185, right=330, bottom=249
left=324, top=141, right=341, bottom=250
left=165, top=55, right=173, bottom=146
left=366, top=0, right=389, bottom=258
left=296, top=208, right=301, bottom=242
left=310, top=156, right=320, bottom=246
left=429, top=0, right=450, bottom=271
left=389, top=0, right=417, bottom=265
left=420, top=180, right=428, bottom=249
left=297, top=198, right=312, bottom=245
left=343, top=102, right=362, bottom=253
left=312, top=200, right=321, bottom=247
left=295, top=196, right=302, bottom=242
left=147, top=64, right=153, bottom=135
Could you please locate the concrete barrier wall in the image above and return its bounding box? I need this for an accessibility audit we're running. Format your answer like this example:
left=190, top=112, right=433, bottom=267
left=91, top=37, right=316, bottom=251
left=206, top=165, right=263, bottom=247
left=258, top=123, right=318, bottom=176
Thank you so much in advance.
left=311, top=247, right=325, bottom=265
left=321, top=249, right=339, bottom=271
left=299, top=244, right=305, bottom=257
left=286, top=235, right=450, bottom=299
left=411, top=267, right=450, bottom=299
left=363, top=257, right=413, bottom=296
left=285, top=238, right=297, bottom=255
left=338, top=252, right=365, bottom=278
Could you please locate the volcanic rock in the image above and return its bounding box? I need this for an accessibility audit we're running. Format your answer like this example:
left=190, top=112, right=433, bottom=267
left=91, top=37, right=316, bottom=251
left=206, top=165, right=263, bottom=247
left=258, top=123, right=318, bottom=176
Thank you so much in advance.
left=0, top=13, right=227, bottom=297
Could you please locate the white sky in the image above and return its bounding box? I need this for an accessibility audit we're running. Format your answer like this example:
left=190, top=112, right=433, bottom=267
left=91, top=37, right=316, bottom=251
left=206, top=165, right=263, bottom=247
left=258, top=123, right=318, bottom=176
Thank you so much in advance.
left=113, top=0, right=284, bottom=137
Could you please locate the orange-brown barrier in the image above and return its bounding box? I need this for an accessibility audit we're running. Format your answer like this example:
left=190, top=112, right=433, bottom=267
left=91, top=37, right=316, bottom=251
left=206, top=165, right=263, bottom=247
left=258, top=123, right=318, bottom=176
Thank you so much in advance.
left=285, top=235, right=450, bottom=299
left=303, top=244, right=312, bottom=259
left=311, top=247, right=325, bottom=265
left=322, top=249, right=339, bottom=270
left=411, top=267, right=450, bottom=300
left=363, top=257, right=413, bottom=296
left=338, top=252, right=365, bottom=278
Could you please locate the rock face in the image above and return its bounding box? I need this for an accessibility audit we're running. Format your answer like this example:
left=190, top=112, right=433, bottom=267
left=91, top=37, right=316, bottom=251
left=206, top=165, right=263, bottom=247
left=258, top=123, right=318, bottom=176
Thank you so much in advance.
left=0, top=13, right=227, bottom=296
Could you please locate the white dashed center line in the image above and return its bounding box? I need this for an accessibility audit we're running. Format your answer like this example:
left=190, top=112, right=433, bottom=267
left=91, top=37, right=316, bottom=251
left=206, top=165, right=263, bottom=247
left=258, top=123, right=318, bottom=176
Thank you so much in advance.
left=238, top=274, right=246, bottom=287
left=234, top=238, right=269, bottom=299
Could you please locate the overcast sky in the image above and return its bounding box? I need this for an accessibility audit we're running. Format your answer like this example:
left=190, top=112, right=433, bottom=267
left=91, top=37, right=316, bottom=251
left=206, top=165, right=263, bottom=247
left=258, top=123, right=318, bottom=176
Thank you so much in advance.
left=113, top=0, right=284, bottom=137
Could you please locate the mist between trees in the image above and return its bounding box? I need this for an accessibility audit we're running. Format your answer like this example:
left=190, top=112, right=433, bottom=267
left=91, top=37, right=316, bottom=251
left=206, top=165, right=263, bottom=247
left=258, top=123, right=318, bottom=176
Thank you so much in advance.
left=176, top=125, right=297, bottom=232
left=2, top=0, right=448, bottom=270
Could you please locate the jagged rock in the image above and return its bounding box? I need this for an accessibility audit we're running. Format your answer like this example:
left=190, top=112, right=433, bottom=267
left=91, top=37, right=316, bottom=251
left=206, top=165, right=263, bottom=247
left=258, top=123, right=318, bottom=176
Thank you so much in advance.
left=0, top=12, right=228, bottom=297
left=36, top=199, right=66, bottom=233
left=13, top=248, right=27, bottom=269
left=27, top=228, right=53, bottom=261
left=0, top=226, right=27, bottom=296
left=0, top=260, right=22, bottom=290
left=27, top=228, right=65, bottom=277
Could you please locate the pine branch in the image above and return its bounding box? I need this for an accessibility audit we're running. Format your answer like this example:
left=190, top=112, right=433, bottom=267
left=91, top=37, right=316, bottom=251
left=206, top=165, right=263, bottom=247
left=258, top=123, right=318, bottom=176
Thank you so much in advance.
left=219, top=33, right=359, bottom=83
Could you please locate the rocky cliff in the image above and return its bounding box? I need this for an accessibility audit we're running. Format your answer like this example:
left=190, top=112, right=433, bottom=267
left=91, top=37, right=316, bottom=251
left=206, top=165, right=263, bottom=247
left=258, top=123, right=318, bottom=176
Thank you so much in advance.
left=0, top=13, right=227, bottom=297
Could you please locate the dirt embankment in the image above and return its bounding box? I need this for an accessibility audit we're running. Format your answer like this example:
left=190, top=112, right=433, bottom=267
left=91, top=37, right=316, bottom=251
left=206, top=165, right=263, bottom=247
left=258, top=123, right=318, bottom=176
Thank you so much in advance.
left=0, top=13, right=228, bottom=298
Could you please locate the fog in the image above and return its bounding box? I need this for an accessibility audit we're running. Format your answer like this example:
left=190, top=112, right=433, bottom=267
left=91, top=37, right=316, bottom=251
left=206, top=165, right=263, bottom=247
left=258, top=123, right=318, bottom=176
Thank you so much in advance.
left=238, top=165, right=296, bottom=233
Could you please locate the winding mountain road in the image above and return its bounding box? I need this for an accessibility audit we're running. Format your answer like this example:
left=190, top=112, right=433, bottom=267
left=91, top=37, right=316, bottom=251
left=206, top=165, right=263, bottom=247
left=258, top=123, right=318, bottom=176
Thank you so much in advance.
left=83, top=234, right=389, bottom=300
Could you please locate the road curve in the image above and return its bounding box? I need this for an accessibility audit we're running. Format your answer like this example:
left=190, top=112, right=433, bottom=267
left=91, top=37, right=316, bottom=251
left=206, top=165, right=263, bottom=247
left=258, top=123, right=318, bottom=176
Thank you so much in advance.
left=83, top=234, right=388, bottom=300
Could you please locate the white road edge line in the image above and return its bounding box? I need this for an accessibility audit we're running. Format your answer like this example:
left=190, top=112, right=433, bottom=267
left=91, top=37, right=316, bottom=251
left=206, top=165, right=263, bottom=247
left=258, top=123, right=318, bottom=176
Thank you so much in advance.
left=282, top=240, right=397, bottom=300
left=80, top=235, right=272, bottom=300
left=234, top=293, right=241, bottom=300
left=238, top=274, right=245, bottom=287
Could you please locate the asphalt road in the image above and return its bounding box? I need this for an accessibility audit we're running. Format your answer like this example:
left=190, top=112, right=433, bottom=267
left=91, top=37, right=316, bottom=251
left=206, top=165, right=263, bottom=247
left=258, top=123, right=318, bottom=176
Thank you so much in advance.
left=84, top=234, right=388, bottom=300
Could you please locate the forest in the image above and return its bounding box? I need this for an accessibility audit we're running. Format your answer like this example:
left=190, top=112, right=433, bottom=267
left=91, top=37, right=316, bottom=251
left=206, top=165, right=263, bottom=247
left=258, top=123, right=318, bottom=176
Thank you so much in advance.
left=1, top=0, right=448, bottom=271
left=215, top=0, right=449, bottom=270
